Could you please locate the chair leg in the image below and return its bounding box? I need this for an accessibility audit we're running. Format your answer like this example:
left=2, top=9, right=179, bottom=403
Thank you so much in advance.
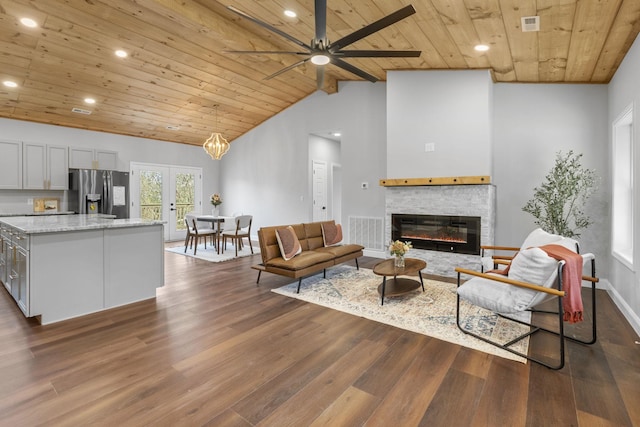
left=235, top=237, right=239, bottom=257
left=296, top=278, right=303, bottom=293
left=256, top=270, right=262, bottom=284
left=248, top=238, right=254, bottom=254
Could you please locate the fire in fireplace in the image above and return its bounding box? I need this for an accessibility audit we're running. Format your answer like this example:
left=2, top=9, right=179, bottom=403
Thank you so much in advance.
left=391, top=214, right=481, bottom=255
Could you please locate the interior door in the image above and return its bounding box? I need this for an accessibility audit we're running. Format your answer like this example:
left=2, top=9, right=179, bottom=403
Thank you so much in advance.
left=312, top=160, right=328, bottom=222
left=130, top=162, right=202, bottom=241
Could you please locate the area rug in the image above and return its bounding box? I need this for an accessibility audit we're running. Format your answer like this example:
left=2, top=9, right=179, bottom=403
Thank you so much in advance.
left=272, top=265, right=531, bottom=363
left=166, top=242, right=259, bottom=262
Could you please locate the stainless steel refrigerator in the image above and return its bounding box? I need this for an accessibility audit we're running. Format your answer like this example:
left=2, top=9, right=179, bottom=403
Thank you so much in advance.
left=68, top=169, right=130, bottom=218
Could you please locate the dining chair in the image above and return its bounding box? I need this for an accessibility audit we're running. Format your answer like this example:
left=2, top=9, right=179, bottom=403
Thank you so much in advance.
left=222, top=215, right=253, bottom=256
left=184, top=213, right=217, bottom=255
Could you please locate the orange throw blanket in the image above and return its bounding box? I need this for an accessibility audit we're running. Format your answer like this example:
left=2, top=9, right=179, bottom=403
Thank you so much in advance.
left=540, top=244, right=584, bottom=323
left=488, top=244, right=584, bottom=323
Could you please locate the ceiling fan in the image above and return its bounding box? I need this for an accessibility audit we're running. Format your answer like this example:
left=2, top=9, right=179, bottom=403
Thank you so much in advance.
left=226, top=0, right=422, bottom=90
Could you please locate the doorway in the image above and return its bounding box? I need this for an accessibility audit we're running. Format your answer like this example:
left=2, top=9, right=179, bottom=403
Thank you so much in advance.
left=130, top=162, right=203, bottom=241
left=309, top=132, right=342, bottom=223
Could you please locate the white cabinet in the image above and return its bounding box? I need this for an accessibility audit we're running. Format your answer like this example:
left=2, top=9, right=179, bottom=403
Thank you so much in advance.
left=1, top=226, right=29, bottom=316
left=23, top=143, right=69, bottom=190
left=0, top=140, right=23, bottom=189
left=0, top=225, right=10, bottom=291
left=69, top=147, right=118, bottom=170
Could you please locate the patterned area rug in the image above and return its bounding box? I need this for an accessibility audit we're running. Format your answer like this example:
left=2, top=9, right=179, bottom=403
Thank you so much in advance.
left=166, top=242, right=259, bottom=262
left=272, top=265, right=531, bottom=363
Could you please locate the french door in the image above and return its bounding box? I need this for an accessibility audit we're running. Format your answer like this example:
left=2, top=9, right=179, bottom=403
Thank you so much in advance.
left=130, top=162, right=202, bottom=241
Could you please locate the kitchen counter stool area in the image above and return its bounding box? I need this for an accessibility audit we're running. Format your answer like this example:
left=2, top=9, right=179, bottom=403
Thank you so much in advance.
left=0, top=215, right=165, bottom=325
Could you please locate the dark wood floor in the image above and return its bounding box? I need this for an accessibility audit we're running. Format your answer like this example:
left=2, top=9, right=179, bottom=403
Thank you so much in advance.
left=0, top=245, right=639, bottom=426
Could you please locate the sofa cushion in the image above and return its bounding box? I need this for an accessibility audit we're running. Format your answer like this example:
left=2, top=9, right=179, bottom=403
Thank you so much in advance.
left=315, top=243, right=363, bottom=258
left=266, top=250, right=335, bottom=271
left=321, top=223, right=343, bottom=246
left=276, top=226, right=302, bottom=261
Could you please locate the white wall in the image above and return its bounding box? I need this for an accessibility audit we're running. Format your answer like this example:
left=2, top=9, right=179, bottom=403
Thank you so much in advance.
left=608, top=35, right=640, bottom=333
left=492, top=84, right=610, bottom=275
left=0, top=118, right=220, bottom=213
left=219, top=81, right=387, bottom=235
left=386, top=70, right=493, bottom=177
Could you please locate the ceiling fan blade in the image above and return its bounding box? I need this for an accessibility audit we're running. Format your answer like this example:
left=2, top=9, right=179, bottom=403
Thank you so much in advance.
left=263, top=58, right=311, bottom=80
left=315, top=0, right=327, bottom=41
left=330, top=57, right=378, bottom=83
left=227, top=6, right=311, bottom=51
left=328, top=5, right=416, bottom=52
left=316, top=65, right=325, bottom=90
left=225, top=50, right=310, bottom=55
left=337, top=50, right=422, bottom=58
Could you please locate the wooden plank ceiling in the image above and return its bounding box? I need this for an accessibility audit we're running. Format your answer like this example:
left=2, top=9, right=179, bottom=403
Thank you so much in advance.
left=1, top=0, right=639, bottom=147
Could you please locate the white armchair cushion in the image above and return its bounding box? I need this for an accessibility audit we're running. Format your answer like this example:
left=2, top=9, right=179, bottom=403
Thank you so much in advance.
left=520, top=228, right=563, bottom=249
left=458, top=247, right=559, bottom=314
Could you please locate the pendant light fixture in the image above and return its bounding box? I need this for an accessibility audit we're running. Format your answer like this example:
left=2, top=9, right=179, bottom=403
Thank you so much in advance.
left=203, top=104, right=230, bottom=160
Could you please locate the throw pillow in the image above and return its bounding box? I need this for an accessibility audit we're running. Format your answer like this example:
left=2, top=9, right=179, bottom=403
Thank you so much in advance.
left=321, top=223, right=343, bottom=246
left=276, top=226, right=302, bottom=261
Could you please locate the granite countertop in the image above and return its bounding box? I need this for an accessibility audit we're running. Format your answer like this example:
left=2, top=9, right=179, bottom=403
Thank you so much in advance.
left=0, top=214, right=165, bottom=234
left=0, top=211, right=76, bottom=217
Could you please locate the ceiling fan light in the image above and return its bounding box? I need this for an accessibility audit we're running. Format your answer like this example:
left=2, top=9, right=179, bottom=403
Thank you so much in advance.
left=203, top=132, right=230, bottom=160
left=311, top=54, right=330, bottom=65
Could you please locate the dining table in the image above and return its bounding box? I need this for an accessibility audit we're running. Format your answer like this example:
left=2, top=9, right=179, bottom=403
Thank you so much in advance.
left=196, top=215, right=234, bottom=254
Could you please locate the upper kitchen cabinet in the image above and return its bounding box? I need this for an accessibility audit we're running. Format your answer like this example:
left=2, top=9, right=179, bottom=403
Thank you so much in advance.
left=23, top=143, right=69, bottom=190
left=0, top=140, right=23, bottom=189
left=69, top=147, right=118, bottom=170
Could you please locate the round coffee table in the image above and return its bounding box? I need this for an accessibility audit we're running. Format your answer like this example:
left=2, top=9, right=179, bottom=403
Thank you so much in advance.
left=373, top=258, right=427, bottom=305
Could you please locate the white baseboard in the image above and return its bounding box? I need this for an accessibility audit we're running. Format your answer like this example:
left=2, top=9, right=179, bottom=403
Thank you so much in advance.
left=603, top=279, right=640, bottom=338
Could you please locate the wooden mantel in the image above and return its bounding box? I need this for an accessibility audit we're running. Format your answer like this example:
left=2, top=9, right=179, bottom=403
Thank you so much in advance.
left=379, top=176, right=491, bottom=187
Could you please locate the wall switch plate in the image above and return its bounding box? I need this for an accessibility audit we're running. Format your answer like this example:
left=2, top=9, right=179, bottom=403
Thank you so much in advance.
left=425, top=143, right=436, bottom=152
left=361, top=182, right=369, bottom=189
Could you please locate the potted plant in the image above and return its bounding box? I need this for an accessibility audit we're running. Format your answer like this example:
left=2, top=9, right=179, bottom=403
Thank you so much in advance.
left=522, top=150, right=597, bottom=238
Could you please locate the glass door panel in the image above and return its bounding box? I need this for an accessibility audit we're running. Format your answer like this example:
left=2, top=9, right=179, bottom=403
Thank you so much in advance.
left=131, top=162, right=202, bottom=241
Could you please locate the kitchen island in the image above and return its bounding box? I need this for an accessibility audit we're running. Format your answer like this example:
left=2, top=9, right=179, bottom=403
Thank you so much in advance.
left=0, top=215, right=164, bottom=324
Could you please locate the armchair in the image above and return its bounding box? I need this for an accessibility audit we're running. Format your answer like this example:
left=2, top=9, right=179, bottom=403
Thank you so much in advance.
left=456, top=228, right=598, bottom=369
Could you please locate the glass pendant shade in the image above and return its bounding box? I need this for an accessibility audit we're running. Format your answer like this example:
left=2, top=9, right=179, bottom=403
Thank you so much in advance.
left=203, top=132, right=230, bottom=160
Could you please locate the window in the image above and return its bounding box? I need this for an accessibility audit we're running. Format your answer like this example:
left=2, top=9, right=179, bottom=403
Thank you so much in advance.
left=612, top=105, right=634, bottom=268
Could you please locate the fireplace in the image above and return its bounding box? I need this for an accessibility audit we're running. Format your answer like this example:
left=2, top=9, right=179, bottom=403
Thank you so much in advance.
left=391, top=214, right=481, bottom=255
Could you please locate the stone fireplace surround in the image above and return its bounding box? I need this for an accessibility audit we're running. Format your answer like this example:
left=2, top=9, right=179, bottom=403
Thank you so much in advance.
left=385, top=184, right=496, bottom=278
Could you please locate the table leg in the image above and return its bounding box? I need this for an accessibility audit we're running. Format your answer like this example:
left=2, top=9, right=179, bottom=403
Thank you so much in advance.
left=419, top=271, right=425, bottom=292
left=216, top=223, right=221, bottom=254
left=380, top=276, right=386, bottom=306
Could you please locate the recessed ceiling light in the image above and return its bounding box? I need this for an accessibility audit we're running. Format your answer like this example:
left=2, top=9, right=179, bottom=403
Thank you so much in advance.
left=333, top=132, right=341, bottom=137
left=284, top=10, right=297, bottom=18
left=3, top=80, right=18, bottom=88
left=115, top=49, right=128, bottom=58
left=474, top=44, right=490, bottom=52
left=20, top=17, right=38, bottom=28
left=84, top=98, right=96, bottom=104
